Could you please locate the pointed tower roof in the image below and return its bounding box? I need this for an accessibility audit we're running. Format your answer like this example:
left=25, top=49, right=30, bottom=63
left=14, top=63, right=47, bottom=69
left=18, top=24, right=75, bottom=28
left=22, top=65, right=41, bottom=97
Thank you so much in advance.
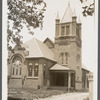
left=61, top=2, right=73, bottom=23
left=56, top=12, right=60, bottom=20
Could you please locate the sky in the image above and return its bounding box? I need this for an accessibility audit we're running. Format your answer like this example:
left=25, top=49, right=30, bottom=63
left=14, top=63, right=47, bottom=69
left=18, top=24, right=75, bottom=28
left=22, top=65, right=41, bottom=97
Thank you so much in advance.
left=20, top=0, right=97, bottom=72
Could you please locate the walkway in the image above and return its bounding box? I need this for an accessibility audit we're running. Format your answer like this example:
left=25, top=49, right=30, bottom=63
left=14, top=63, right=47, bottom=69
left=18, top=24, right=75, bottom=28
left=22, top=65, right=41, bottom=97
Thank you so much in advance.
left=35, top=92, right=89, bottom=100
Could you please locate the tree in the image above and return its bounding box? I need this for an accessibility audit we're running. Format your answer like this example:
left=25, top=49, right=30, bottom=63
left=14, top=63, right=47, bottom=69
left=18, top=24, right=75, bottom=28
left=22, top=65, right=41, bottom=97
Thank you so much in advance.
left=7, top=0, right=46, bottom=51
left=80, top=0, right=94, bottom=17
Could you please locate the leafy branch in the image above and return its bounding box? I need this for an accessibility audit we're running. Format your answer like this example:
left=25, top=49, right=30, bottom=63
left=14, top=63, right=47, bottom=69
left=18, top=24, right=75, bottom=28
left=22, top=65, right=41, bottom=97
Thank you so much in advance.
left=80, top=0, right=94, bottom=17
left=7, top=0, right=46, bottom=51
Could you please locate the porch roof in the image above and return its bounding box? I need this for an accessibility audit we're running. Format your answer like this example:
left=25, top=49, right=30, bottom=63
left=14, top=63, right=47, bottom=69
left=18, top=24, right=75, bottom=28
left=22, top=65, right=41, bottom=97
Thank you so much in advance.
left=49, top=64, right=72, bottom=71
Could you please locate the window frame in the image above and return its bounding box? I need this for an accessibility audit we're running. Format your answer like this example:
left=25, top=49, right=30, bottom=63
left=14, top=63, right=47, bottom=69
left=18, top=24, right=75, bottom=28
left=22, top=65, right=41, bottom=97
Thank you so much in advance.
left=11, top=56, right=22, bottom=78
left=34, top=63, right=39, bottom=77
left=66, top=25, right=70, bottom=35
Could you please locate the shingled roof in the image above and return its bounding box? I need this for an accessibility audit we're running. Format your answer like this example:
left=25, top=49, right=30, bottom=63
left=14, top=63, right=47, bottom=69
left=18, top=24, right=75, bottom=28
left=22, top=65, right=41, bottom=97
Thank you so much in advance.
left=22, top=38, right=55, bottom=61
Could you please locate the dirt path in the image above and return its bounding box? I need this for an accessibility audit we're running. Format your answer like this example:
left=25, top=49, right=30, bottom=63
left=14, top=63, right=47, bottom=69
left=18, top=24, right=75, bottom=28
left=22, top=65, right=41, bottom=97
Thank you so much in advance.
left=34, top=93, right=89, bottom=100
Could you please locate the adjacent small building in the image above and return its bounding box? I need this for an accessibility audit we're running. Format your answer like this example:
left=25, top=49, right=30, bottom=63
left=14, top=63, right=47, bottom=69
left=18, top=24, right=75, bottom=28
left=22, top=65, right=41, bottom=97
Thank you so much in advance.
left=8, top=3, right=89, bottom=90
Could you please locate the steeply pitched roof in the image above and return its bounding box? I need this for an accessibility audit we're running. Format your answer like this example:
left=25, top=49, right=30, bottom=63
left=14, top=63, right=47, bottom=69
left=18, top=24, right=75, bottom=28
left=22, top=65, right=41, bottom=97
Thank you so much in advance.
left=50, top=64, right=71, bottom=71
left=22, top=38, right=55, bottom=61
left=61, top=3, right=73, bottom=23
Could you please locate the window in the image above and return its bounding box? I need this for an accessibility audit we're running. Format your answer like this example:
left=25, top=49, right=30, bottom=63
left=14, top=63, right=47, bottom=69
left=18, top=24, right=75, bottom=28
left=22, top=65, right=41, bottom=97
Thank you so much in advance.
left=34, top=63, right=39, bottom=77
left=12, top=67, right=15, bottom=75
left=76, top=27, right=80, bottom=38
left=59, top=52, right=69, bottom=65
left=12, top=56, right=22, bottom=76
left=43, top=64, right=46, bottom=78
left=16, top=69, right=18, bottom=75
left=59, top=53, right=64, bottom=64
left=28, top=66, right=33, bottom=77
left=27, top=63, right=39, bottom=77
left=28, top=63, right=33, bottom=77
left=65, top=52, right=69, bottom=64
left=61, top=26, right=65, bottom=35
left=66, top=26, right=69, bottom=35
left=20, top=68, right=21, bottom=75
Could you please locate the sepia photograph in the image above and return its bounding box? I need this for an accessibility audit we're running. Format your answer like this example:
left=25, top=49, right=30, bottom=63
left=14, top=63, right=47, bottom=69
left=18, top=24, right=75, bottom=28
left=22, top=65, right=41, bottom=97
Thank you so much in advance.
left=2, top=0, right=98, bottom=100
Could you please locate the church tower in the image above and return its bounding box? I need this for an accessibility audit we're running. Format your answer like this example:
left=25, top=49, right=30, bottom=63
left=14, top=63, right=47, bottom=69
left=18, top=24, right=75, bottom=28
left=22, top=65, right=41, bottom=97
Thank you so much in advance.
left=54, top=3, right=82, bottom=89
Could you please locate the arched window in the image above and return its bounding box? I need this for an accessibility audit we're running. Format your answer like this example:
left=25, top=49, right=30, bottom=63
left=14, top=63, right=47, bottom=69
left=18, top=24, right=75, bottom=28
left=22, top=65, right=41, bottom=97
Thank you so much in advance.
left=65, top=52, right=69, bottom=64
left=12, top=56, right=22, bottom=76
left=34, top=63, right=39, bottom=77
left=28, top=63, right=33, bottom=77
left=59, top=53, right=64, bottom=64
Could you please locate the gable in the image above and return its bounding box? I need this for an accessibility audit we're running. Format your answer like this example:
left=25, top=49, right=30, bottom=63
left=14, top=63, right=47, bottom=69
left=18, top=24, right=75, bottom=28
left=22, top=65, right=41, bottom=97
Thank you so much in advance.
left=43, top=38, right=54, bottom=48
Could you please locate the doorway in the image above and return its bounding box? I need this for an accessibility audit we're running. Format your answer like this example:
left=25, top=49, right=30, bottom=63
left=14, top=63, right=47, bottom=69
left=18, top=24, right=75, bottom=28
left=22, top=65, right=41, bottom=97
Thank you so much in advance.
left=56, top=73, right=64, bottom=86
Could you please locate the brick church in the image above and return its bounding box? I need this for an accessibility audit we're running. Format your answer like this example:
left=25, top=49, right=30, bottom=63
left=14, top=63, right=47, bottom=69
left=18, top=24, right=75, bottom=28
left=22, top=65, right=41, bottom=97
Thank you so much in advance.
left=8, top=3, right=89, bottom=90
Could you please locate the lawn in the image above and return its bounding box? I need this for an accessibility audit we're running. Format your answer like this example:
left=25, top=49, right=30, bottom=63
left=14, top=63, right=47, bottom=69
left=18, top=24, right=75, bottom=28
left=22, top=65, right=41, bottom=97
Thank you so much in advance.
left=8, top=88, right=67, bottom=100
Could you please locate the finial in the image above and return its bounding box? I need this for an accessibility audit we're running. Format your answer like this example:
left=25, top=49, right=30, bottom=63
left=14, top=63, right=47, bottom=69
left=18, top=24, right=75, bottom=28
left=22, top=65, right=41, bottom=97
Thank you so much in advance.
left=68, top=1, right=70, bottom=6
left=56, top=11, right=60, bottom=20
left=78, top=16, right=81, bottom=23
left=73, top=8, right=76, bottom=16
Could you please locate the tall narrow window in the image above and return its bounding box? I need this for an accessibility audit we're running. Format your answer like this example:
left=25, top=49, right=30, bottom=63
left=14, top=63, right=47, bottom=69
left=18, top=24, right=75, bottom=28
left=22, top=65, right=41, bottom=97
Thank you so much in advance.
left=28, top=63, right=33, bottom=77
left=34, top=63, right=39, bottom=77
left=12, top=67, right=15, bottom=75
left=12, top=56, right=22, bottom=76
left=16, top=69, right=18, bottom=75
left=61, top=26, right=65, bottom=35
left=66, top=26, right=69, bottom=35
left=65, top=52, right=69, bottom=64
left=20, top=68, right=21, bottom=75
left=28, top=66, right=33, bottom=77
left=76, top=27, right=80, bottom=38
left=59, top=53, right=64, bottom=64
left=43, top=64, right=46, bottom=78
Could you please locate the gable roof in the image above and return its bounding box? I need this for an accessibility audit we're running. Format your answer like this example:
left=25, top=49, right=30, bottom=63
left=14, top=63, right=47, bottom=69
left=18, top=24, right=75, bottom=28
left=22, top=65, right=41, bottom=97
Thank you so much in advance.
left=61, top=3, right=73, bottom=23
left=50, top=64, right=71, bottom=71
left=43, top=38, right=54, bottom=47
left=22, top=38, right=55, bottom=61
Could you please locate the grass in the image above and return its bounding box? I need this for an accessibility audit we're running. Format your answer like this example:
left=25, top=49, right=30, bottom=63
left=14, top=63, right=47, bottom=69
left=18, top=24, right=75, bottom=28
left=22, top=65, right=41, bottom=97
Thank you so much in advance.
left=8, top=88, right=67, bottom=100
left=8, top=88, right=89, bottom=100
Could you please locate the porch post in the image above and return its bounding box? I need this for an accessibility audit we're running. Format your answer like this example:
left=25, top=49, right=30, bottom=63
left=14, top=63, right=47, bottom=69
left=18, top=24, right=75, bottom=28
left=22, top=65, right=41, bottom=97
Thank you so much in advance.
left=68, top=71, right=71, bottom=91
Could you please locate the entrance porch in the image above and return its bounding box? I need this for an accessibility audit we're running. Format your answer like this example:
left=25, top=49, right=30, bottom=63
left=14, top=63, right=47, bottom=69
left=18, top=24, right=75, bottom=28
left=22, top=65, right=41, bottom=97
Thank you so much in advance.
left=49, top=64, right=75, bottom=90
